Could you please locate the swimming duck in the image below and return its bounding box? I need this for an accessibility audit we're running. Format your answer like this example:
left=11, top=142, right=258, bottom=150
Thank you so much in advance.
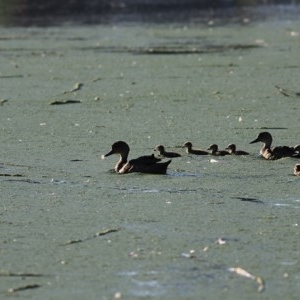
left=225, top=144, right=249, bottom=155
left=294, top=164, right=300, bottom=176
left=250, top=132, right=295, bottom=160
left=102, top=141, right=171, bottom=174
left=292, top=145, right=300, bottom=154
left=207, top=144, right=230, bottom=156
left=154, top=145, right=181, bottom=158
left=182, top=142, right=209, bottom=155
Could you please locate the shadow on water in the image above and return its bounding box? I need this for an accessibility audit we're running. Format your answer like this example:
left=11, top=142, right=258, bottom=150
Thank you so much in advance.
left=0, top=0, right=300, bottom=26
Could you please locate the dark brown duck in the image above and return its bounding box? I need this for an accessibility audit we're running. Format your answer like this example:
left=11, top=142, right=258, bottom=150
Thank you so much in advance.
left=225, top=144, right=249, bottom=155
left=250, top=132, right=295, bottom=160
left=103, top=141, right=171, bottom=174
left=182, top=142, right=209, bottom=155
left=207, top=144, right=230, bottom=156
left=154, top=145, right=181, bottom=158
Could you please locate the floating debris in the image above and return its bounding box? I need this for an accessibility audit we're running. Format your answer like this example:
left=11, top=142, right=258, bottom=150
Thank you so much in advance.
left=0, top=99, right=8, bottom=106
left=70, top=82, right=83, bottom=92
left=232, top=197, right=264, bottom=204
left=0, top=173, right=24, bottom=177
left=228, top=267, right=265, bottom=292
left=94, top=228, right=120, bottom=237
left=8, top=284, right=41, bottom=293
left=49, top=99, right=81, bottom=105
left=114, top=291, right=122, bottom=299
left=181, top=249, right=196, bottom=258
left=64, top=228, right=120, bottom=245
left=216, top=238, right=227, bottom=245
left=0, top=75, right=23, bottom=78
left=3, top=178, right=41, bottom=184
left=0, top=271, right=50, bottom=277
left=275, top=85, right=300, bottom=97
left=131, top=44, right=261, bottom=55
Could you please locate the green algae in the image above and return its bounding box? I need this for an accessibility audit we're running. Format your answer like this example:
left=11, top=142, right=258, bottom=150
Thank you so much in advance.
left=0, top=17, right=300, bottom=300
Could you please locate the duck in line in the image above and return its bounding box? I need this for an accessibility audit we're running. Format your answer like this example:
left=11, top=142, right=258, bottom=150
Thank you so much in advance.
left=293, top=145, right=300, bottom=153
left=182, top=142, right=209, bottom=155
left=102, top=141, right=171, bottom=174
left=250, top=132, right=295, bottom=160
left=294, top=164, right=300, bottom=176
left=225, top=144, right=249, bottom=155
left=154, top=145, right=181, bottom=158
left=207, top=144, right=230, bottom=156
left=291, top=145, right=300, bottom=158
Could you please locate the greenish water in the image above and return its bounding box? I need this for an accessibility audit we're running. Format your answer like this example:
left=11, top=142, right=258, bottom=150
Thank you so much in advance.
left=0, top=17, right=300, bottom=299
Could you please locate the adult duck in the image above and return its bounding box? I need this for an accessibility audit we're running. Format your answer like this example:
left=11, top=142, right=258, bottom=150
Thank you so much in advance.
left=225, top=144, right=249, bottom=155
left=182, top=142, right=209, bottom=155
left=154, top=145, right=181, bottom=158
left=207, top=144, right=230, bottom=156
left=102, top=141, right=171, bottom=174
left=250, top=132, right=295, bottom=160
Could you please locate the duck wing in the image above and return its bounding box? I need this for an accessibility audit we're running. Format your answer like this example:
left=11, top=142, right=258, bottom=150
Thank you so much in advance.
left=190, top=149, right=209, bottom=155
left=163, top=151, right=181, bottom=158
left=235, top=150, right=249, bottom=155
left=132, top=154, right=161, bottom=164
left=119, top=159, right=171, bottom=174
left=271, top=146, right=295, bottom=159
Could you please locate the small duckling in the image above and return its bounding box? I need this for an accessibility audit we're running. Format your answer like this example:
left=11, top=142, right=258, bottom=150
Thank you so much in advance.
left=207, top=144, right=230, bottom=156
left=225, top=144, right=249, bottom=155
left=182, top=142, right=209, bottom=155
left=154, top=145, right=181, bottom=158
left=292, top=145, right=300, bottom=154
left=294, top=164, right=300, bottom=176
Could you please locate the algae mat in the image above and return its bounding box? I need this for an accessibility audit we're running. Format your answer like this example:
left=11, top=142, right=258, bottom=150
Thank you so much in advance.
left=0, top=18, right=300, bottom=299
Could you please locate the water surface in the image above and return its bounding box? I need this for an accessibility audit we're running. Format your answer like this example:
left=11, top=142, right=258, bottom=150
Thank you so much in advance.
left=0, top=8, right=300, bottom=300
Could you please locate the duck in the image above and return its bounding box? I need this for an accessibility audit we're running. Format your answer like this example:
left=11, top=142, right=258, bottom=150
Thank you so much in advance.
left=250, top=132, right=295, bottom=160
left=292, top=145, right=300, bottom=154
left=294, top=164, right=300, bottom=176
left=182, top=142, right=209, bottom=155
left=154, top=145, right=181, bottom=158
left=225, top=144, right=249, bottom=155
left=207, top=144, right=230, bottom=156
left=102, top=141, right=171, bottom=174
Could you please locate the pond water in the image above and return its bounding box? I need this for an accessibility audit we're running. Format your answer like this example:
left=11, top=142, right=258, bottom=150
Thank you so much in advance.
left=0, top=6, right=300, bottom=300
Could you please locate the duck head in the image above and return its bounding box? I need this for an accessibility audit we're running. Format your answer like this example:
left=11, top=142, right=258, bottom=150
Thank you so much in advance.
left=154, top=145, right=165, bottom=153
left=182, top=142, right=192, bottom=149
left=102, top=141, right=130, bottom=159
left=250, top=132, right=273, bottom=145
left=225, top=144, right=236, bottom=152
left=207, top=144, right=218, bottom=152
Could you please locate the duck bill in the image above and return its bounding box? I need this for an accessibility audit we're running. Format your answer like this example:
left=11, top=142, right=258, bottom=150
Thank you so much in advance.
left=101, top=149, right=114, bottom=159
left=249, top=138, right=259, bottom=144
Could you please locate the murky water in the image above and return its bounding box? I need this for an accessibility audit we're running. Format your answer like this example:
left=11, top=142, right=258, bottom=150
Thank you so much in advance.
left=1, top=8, right=300, bottom=299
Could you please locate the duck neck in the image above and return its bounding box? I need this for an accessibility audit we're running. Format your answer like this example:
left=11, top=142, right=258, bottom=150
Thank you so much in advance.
left=263, top=139, right=272, bottom=150
left=115, top=153, right=128, bottom=172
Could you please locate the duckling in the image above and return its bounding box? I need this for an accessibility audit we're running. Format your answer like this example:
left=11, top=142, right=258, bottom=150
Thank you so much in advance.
left=182, top=142, right=209, bottom=155
left=154, top=145, right=181, bottom=158
left=292, top=145, right=300, bottom=154
left=102, top=141, right=171, bottom=174
left=225, top=144, right=249, bottom=155
left=294, top=164, right=300, bottom=176
left=250, top=132, right=294, bottom=160
left=207, top=144, right=230, bottom=156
